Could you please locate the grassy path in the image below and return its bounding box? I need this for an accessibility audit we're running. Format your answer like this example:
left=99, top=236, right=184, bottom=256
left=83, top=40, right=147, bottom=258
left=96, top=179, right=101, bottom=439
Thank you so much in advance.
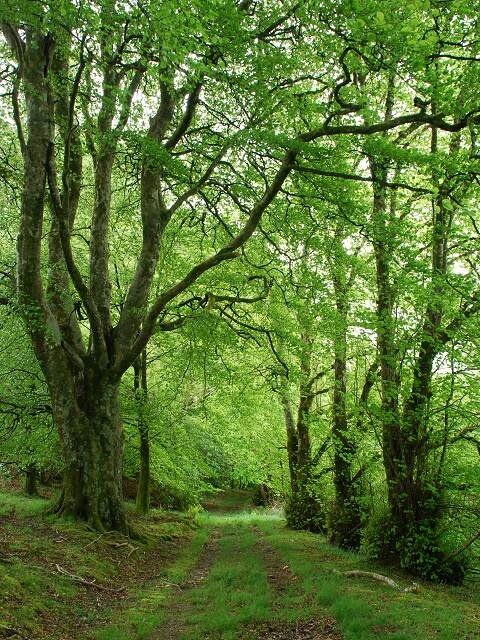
left=4, top=490, right=478, bottom=639
left=141, top=500, right=480, bottom=640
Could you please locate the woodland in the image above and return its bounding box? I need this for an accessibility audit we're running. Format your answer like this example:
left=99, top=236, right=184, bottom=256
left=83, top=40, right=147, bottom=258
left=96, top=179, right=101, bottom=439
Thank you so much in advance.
left=1, top=1, right=480, bottom=638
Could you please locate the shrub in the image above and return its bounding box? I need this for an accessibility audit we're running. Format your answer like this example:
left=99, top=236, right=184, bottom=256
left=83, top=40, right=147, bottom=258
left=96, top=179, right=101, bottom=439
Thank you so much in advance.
left=285, top=487, right=326, bottom=534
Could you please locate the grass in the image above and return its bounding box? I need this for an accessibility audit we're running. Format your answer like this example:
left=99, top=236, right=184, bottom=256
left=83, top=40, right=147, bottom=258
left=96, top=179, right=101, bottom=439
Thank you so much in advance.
left=179, top=524, right=272, bottom=640
left=2, top=489, right=480, bottom=639
left=135, top=506, right=480, bottom=640
left=0, top=489, right=49, bottom=517
left=256, top=517, right=480, bottom=640
left=0, top=489, right=199, bottom=640
left=89, top=526, right=209, bottom=640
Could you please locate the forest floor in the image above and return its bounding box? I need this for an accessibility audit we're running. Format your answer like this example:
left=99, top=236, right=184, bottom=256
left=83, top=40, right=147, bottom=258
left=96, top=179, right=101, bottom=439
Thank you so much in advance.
left=1, top=489, right=480, bottom=640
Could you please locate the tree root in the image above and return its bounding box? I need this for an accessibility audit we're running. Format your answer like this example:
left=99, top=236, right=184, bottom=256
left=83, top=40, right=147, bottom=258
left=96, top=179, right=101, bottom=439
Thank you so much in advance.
left=54, top=564, right=126, bottom=593
left=81, top=531, right=139, bottom=557
left=333, top=569, right=419, bottom=593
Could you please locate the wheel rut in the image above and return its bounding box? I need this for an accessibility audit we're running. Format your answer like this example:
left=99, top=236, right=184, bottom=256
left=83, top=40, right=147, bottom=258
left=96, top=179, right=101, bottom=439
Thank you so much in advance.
left=246, top=526, right=342, bottom=640
left=149, top=530, right=221, bottom=640
left=151, top=516, right=342, bottom=640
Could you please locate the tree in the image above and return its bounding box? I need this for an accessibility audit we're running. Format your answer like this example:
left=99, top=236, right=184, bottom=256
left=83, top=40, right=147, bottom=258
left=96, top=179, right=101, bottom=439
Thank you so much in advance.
left=1, top=0, right=477, bottom=533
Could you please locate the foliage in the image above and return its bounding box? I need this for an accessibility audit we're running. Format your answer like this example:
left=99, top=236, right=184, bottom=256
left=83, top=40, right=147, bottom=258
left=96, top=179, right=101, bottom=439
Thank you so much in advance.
left=0, top=0, right=480, bottom=583
left=285, top=485, right=327, bottom=534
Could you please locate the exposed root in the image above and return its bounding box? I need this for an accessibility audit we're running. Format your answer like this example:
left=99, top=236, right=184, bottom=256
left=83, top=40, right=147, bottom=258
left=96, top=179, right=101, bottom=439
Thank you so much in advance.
left=333, top=569, right=419, bottom=593
left=55, top=564, right=127, bottom=593
left=81, top=530, right=117, bottom=550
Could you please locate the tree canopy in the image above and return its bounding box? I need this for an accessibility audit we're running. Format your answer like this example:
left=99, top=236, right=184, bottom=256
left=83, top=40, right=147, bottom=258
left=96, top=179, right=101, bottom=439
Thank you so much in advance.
left=1, top=0, right=480, bottom=584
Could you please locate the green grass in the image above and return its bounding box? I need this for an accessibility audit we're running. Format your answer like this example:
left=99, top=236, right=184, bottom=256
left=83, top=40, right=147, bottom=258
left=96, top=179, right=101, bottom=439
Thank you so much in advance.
left=2, top=490, right=480, bottom=640
left=179, top=524, right=272, bottom=640
left=90, top=526, right=209, bottom=640
left=201, top=489, right=255, bottom=513
left=142, top=506, right=480, bottom=640
left=256, top=518, right=480, bottom=640
left=0, top=490, right=200, bottom=640
left=0, top=489, right=50, bottom=517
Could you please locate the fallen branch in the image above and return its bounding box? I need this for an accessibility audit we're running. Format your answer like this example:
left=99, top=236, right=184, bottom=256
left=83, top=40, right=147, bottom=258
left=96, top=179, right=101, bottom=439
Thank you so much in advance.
left=81, top=532, right=139, bottom=559
left=55, top=564, right=126, bottom=593
left=158, top=581, right=183, bottom=590
left=81, top=531, right=115, bottom=550
left=444, top=528, right=480, bottom=563
left=81, top=528, right=134, bottom=548
left=333, top=569, right=419, bottom=593
left=104, top=540, right=140, bottom=558
left=127, top=545, right=139, bottom=559
left=0, top=624, right=30, bottom=639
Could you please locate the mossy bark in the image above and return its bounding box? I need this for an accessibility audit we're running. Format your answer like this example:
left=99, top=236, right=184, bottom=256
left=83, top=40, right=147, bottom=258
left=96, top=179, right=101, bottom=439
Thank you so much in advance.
left=24, top=465, right=38, bottom=496
left=53, top=374, right=128, bottom=533
left=329, top=233, right=362, bottom=550
left=134, top=351, right=150, bottom=515
left=282, top=332, right=326, bottom=534
left=135, top=427, right=150, bottom=515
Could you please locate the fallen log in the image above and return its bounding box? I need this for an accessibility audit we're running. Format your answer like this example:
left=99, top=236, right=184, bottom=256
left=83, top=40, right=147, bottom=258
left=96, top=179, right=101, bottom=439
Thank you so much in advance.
left=333, top=569, right=419, bottom=593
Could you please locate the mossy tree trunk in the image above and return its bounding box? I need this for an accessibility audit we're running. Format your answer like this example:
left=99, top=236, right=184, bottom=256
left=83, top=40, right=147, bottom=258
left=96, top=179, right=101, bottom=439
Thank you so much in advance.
left=328, top=224, right=362, bottom=549
left=369, top=92, right=467, bottom=579
left=281, top=332, right=327, bottom=534
left=53, top=373, right=128, bottom=533
left=24, top=464, right=38, bottom=496
left=134, top=350, right=150, bottom=515
left=6, top=22, right=293, bottom=533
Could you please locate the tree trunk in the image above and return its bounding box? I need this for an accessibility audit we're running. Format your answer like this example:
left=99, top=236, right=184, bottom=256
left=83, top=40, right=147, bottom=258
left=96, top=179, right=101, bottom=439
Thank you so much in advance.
left=330, top=345, right=361, bottom=548
left=6, top=27, right=129, bottom=533
left=329, top=227, right=362, bottom=549
left=284, top=333, right=326, bottom=534
left=136, top=424, right=150, bottom=515
left=25, top=465, right=38, bottom=496
left=54, top=373, right=128, bottom=533
left=280, top=387, right=298, bottom=494
left=134, top=350, right=150, bottom=515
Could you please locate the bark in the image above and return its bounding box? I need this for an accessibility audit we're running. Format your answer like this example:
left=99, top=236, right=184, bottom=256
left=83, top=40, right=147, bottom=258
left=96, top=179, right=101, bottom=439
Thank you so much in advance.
left=90, top=151, right=114, bottom=331
left=24, top=464, right=38, bottom=496
left=370, top=159, right=403, bottom=516
left=10, top=29, right=128, bottom=532
left=283, top=331, right=326, bottom=533
left=54, top=372, right=127, bottom=533
left=369, top=89, right=464, bottom=580
left=388, top=130, right=456, bottom=540
left=136, top=424, right=150, bottom=515
left=330, top=274, right=361, bottom=549
left=280, top=387, right=298, bottom=494
left=134, top=351, right=150, bottom=515
left=370, top=154, right=430, bottom=542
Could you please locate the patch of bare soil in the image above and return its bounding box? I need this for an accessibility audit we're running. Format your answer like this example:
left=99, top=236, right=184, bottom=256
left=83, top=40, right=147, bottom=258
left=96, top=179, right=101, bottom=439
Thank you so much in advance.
left=251, top=527, right=342, bottom=640
left=370, top=624, right=399, bottom=634
left=150, top=531, right=221, bottom=639
left=245, top=618, right=342, bottom=640
left=255, top=535, right=297, bottom=594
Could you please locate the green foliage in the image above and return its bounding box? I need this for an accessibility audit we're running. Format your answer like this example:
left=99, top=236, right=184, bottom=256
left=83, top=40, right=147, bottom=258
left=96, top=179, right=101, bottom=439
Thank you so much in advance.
left=285, top=486, right=327, bottom=534
left=361, top=499, right=468, bottom=585
left=1, top=0, right=480, bottom=591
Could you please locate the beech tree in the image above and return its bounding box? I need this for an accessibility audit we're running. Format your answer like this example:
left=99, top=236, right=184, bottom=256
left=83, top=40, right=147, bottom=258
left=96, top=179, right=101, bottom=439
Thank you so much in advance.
left=1, top=0, right=479, bottom=538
